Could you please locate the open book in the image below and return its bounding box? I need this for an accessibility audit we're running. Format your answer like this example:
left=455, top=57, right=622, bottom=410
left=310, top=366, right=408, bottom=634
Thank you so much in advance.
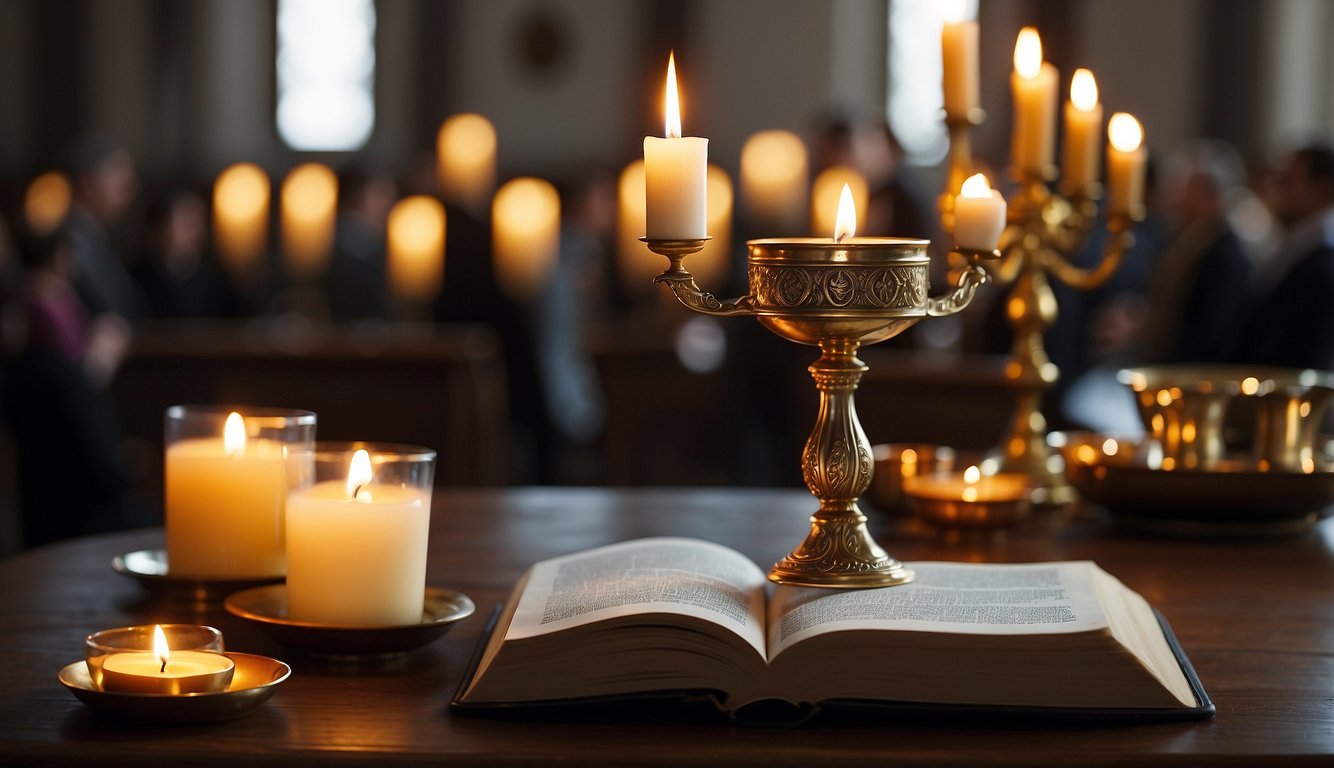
left=453, top=538, right=1211, bottom=720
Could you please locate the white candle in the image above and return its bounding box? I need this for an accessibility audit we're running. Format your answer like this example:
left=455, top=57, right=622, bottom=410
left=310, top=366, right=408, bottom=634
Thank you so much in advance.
left=1107, top=113, right=1146, bottom=217
left=953, top=173, right=1007, bottom=251
left=99, top=626, right=234, bottom=695
left=166, top=413, right=290, bottom=578
left=492, top=177, right=560, bottom=302
left=387, top=195, right=446, bottom=302
left=1010, top=27, right=1058, bottom=175
left=286, top=449, right=431, bottom=626
left=437, top=113, right=497, bottom=214
left=280, top=162, right=338, bottom=279
left=940, top=4, right=979, bottom=119
left=1062, top=69, right=1103, bottom=195
left=643, top=52, right=707, bottom=240
left=213, top=163, right=271, bottom=277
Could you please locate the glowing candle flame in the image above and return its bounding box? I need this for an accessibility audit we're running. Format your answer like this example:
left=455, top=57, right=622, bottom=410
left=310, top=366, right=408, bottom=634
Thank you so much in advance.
left=346, top=449, right=373, bottom=501
left=941, top=0, right=969, bottom=24
left=964, top=465, right=981, bottom=484
left=833, top=183, right=856, bottom=243
left=153, top=624, right=170, bottom=673
left=223, top=412, right=246, bottom=457
left=960, top=173, right=992, bottom=198
left=1071, top=69, right=1098, bottom=112
left=1108, top=113, right=1143, bottom=153
left=664, top=52, right=682, bottom=139
left=1014, top=27, right=1042, bottom=79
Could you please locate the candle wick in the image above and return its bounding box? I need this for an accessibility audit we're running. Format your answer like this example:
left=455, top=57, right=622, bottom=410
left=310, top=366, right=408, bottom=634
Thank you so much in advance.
left=353, top=484, right=364, bottom=499
left=160, top=659, right=166, bottom=674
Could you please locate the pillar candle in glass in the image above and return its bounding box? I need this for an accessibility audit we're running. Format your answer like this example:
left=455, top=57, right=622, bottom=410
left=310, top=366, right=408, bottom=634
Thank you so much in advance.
left=1010, top=27, right=1058, bottom=176
left=165, top=405, right=316, bottom=579
left=643, top=52, right=707, bottom=240
left=285, top=443, right=436, bottom=626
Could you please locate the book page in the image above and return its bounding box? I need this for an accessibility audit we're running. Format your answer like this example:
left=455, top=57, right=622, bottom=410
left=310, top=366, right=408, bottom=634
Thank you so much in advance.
left=768, top=561, right=1108, bottom=659
left=504, top=537, right=768, bottom=656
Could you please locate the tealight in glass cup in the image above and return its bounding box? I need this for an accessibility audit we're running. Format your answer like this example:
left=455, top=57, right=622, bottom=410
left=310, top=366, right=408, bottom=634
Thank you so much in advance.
left=164, top=405, right=317, bottom=579
left=285, top=442, right=437, bottom=627
left=85, top=624, right=228, bottom=692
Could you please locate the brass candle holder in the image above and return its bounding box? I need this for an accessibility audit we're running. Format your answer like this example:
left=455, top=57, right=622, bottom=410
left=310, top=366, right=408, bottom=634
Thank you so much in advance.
left=941, top=129, right=1143, bottom=507
left=643, top=235, right=998, bottom=588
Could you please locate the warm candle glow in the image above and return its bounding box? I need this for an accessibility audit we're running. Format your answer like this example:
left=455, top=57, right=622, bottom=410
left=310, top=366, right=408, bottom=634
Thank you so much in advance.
left=964, top=465, right=981, bottom=484
left=1109, top=112, right=1144, bottom=152
left=347, top=448, right=373, bottom=501
left=152, top=624, right=170, bottom=671
left=1071, top=69, right=1098, bottom=112
left=492, top=177, right=561, bottom=301
left=941, top=0, right=968, bottom=23
left=213, top=162, right=271, bottom=274
left=811, top=166, right=868, bottom=237
left=833, top=183, right=856, bottom=242
left=739, top=130, right=807, bottom=232
left=1014, top=27, right=1042, bottom=79
left=223, top=412, right=246, bottom=457
left=387, top=195, right=446, bottom=302
left=664, top=52, right=682, bottom=139
left=280, top=162, right=338, bottom=279
left=960, top=173, right=991, bottom=198
left=692, top=165, right=734, bottom=287
left=24, top=171, right=72, bottom=236
left=437, top=113, right=497, bottom=211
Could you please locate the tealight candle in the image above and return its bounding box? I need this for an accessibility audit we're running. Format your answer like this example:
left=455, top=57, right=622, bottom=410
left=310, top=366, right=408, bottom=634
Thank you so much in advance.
left=904, top=465, right=1030, bottom=530
left=644, top=52, right=707, bottom=240
left=286, top=443, right=436, bottom=626
left=99, top=625, right=234, bottom=695
left=953, top=173, right=1006, bottom=251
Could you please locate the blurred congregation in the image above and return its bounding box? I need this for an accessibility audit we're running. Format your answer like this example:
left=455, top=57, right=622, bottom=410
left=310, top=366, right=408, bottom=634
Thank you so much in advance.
left=0, top=0, right=1331, bottom=553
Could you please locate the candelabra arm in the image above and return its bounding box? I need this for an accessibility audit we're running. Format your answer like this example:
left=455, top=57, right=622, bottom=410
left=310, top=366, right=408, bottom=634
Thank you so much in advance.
left=1045, top=214, right=1137, bottom=292
left=927, top=247, right=998, bottom=317
left=642, top=237, right=756, bottom=317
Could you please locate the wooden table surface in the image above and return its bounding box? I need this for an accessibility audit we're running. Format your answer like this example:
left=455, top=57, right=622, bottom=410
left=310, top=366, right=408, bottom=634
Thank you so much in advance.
left=2, top=487, right=1332, bottom=766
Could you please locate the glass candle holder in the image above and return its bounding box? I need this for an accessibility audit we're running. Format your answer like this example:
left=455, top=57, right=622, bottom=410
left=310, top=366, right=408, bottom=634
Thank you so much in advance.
left=164, top=405, right=317, bottom=579
left=86, top=624, right=230, bottom=693
left=285, top=442, right=436, bottom=626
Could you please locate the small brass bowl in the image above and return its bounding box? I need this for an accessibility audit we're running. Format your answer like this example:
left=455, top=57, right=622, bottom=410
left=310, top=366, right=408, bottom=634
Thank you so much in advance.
left=903, top=471, right=1031, bottom=530
left=59, top=652, right=289, bottom=723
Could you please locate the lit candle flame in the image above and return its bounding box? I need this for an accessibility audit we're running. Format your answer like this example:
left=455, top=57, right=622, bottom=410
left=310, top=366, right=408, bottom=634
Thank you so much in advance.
left=960, top=173, right=992, bottom=198
left=1014, top=27, right=1042, bottom=79
left=346, top=448, right=373, bottom=501
left=1071, top=69, right=1098, bottom=112
left=833, top=183, right=856, bottom=243
left=153, top=624, right=170, bottom=674
left=664, top=52, right=682, bottom=139
left=941, top=0, right=969, bottom=24
left=964, top=465, right=981, bottom=484
left=1108, top=113, right=1143, bottom=153
left=223, top=412, right=246, bottom=457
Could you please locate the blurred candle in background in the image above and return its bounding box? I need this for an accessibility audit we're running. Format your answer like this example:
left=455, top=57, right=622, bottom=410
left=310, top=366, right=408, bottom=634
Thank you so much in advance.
left=24, top=171, right=72, bottom=236
left=1010, top=27, right=1058, bottom=175
left=811, top=166, right=868, bottom=237
left=437, top=113, right=497, bottom=215
left=280, top=162, right=338, bottom=280
left=387, top=195, right=446, bottom=302
left=492, top=177, right=560, bottom=302
left=940, top=0, right=979, bottom=119
left=739, top=130, right=808, bottom=235
left=1107, top=113, right=1147, bottom=217
left=213, top=163, right=271, bottom=278
left=1062, top=69, right=1103, bottom=195
left=615, top=159, right=664, bottom=296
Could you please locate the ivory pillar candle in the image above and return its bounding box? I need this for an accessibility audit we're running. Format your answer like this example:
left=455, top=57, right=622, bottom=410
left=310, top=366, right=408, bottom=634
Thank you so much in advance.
left=739, top=130, right=808, bottom=234
left=1062, top=69, right=1103, bottom=196
left=213, top=163, right=271, bottom=276
left=953, top=174, right=1007, bottom=251
left=280, top=162, right=338, bottom=280
left=1107, top=113, right=1147, bottom=217
left=941, top=13, right=979, bottom=119
left=1010, top=27, right=1058, bottom=175
left=286, top=444, right=436, bottom=626
left=644, top=53, right=707, bottom=239
left=387, top=195, right=446, bottom=302
left=492, top=177, right=560, bottom=302
left=437, top=113, right=497, bottom=214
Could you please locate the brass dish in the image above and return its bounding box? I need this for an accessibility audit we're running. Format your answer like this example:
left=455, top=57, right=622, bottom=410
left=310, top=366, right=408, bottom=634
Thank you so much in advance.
left=112, top=549, right=283, bottom=606
left=1057, top=432, right=1334, bottom=535
left=58, top=652, right=290, bottom=723
left=224, top=585, right=475, bottom=657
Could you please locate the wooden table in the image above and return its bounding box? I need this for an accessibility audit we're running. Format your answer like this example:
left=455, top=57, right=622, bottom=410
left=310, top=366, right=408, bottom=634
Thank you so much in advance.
left=2, top=488, right=1332, bottom=766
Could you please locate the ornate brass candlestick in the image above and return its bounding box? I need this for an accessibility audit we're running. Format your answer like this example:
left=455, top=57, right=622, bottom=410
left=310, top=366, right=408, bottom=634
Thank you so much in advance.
left=643, top=236, right=997, bottom=587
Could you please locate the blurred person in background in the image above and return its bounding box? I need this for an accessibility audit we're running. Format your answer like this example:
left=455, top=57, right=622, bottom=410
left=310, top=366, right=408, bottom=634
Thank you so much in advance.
left=66, top=139, right=145, bottom=321
left=328, top=165, right=397, bottom=321
left=132, top=188, right=237, bottom=319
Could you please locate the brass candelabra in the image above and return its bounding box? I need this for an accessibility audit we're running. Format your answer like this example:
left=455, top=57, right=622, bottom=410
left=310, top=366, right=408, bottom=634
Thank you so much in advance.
left=940, top=117, right=1143, bottom=506
left=644, top=235, right=998, bottom=588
